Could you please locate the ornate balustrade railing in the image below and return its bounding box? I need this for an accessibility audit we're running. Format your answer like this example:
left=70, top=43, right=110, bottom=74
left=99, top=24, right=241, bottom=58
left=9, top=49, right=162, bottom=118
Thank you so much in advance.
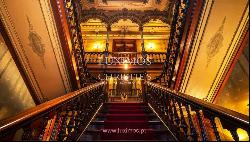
left=0, top=82, right=106, bottom=141
left=153, top=0, right=204, bottom=88
left=146, top=82, right=249, bottom=141
left=85, top=52, right=105, bottom=64
left=147, top=52, right=167, bottom=63
left=60, top=0, right=100, bottom=87
left=85, top=52, right=166, bottom=64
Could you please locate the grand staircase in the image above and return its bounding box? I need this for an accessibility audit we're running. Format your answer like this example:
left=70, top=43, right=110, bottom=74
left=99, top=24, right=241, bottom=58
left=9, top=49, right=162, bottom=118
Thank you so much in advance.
left=80, top=103, right=177, bottom=141
left=0, top=82, right=248, bottom=141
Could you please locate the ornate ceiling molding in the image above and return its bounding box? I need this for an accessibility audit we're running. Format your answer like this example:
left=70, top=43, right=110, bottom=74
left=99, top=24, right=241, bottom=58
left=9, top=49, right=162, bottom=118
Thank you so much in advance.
left=81, top=8, right=171, bottom=27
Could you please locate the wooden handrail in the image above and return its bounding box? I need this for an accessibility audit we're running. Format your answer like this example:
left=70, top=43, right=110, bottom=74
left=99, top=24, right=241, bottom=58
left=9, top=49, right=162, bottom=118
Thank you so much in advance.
left=0, top=81, right=104, bottom=130
left=147, top=82, right=249, bottom=124
left=0, top=81, right=106, bottom=141
left=146, top=82, right=249, bottom=141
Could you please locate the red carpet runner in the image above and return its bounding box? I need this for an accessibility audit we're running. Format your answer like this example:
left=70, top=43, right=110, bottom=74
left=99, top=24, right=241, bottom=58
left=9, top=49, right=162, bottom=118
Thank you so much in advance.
left=100, top=103, right=155, bottom=140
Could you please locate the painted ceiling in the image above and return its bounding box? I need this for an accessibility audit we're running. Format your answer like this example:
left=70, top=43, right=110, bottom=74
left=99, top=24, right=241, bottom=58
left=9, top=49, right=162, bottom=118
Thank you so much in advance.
left=80, top=0, right=173, bottom=39
left=81, top=0, right=171, bottom=11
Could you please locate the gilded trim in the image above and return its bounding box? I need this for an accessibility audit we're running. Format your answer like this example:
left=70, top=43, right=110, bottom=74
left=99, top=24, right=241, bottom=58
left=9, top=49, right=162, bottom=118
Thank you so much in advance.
left=38, top=0, right=72, bottom=93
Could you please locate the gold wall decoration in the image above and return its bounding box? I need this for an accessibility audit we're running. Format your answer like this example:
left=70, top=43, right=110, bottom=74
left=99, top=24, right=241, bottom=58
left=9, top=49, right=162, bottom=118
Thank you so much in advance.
left=181, top=0, right=249, bottom=102
left=27, top=16, right=46, bottom=68
left=0, top=0, right=74, bottom=102
left=206, top=17, right=226, bottom=67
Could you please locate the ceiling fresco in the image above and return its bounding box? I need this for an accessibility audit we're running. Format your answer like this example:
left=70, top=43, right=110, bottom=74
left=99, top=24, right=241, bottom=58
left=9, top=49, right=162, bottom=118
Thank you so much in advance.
left=80, top=0, right=173, bottom=39
left=81, top=0, right=172, bottom=11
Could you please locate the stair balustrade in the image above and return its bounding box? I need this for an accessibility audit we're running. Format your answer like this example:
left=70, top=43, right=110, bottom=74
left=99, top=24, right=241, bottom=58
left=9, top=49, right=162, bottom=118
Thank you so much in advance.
left=85, top=52, right=105, bottom=64
left=0, top=81, right=248, bottom=141
left=145, top=82, right=249, bottom=141
left=0, top=82, right=106, bottom=141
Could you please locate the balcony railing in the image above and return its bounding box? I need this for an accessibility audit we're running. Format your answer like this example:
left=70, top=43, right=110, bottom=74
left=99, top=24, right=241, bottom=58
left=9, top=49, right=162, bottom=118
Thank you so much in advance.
left=0, top=82, right=106, bottom=141
left=146, top=82, right=249, bottom=141
left=85, top=52, right=166, bottom=64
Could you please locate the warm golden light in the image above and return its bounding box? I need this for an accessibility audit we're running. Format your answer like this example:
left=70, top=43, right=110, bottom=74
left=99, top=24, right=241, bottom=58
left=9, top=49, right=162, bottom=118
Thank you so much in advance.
left=148, top=43, right=154, bottom=49
left=94, top=43, right=101, bottom=49
left=144, top=40, right=167, bottom=52
left=124, top=75, right=129, bottom=81
left=237, top=128, right=249, bottom=141
left=221, top=128, right=249, bottom=141
left=145, top=42, right=156, bottom=51
left=123, top=59, right=129, bottom=64
left=124, top=64, right=129, bottom=70
left=123, top=59, right=129, bottom=70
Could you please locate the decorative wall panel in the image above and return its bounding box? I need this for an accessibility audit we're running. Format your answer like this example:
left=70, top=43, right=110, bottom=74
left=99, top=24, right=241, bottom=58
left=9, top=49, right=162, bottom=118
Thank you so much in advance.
left=180, top=0, right=249, bottom=101
left=0, top=0, right=73, bottom=102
